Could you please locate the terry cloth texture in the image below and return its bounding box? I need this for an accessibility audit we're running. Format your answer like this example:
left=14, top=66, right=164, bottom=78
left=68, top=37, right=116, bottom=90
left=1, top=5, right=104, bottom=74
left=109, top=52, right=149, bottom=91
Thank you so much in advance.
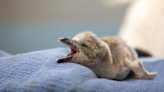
left=0, top=48, right=164, bottom=92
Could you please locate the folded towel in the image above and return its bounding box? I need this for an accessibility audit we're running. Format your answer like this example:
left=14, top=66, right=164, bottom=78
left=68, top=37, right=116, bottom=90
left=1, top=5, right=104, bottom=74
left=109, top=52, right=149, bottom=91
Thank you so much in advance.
left=0, top=48, right=163, bottom=92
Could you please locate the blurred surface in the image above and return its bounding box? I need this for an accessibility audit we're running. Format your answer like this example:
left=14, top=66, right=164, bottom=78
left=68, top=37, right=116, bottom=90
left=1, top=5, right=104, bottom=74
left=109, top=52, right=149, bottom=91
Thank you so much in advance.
left=0, top=0, right=130, bottom=54
left=119, top=0, right=164, bottom=58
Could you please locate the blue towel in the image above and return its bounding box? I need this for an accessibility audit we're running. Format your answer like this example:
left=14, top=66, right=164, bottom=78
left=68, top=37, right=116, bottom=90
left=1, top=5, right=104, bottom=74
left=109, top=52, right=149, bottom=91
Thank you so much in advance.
left=0, top=48, right=164, bottom=92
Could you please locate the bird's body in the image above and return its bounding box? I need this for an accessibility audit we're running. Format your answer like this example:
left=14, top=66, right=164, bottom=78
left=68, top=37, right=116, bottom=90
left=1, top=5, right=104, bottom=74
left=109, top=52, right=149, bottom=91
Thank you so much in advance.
left=57, top=31, right=157, bottom=80
left=100, top=36, right=137, bottom=80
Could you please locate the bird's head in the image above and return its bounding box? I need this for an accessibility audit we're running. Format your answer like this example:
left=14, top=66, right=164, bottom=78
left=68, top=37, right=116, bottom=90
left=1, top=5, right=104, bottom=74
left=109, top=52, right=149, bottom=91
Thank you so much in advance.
left=57, top=31, right=112, bottom=67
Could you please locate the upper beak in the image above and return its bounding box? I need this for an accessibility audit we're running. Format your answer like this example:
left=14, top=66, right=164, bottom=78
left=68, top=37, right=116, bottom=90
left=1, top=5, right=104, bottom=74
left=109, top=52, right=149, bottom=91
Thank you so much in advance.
left=58, top=38, right=77, bottom=51
left=59, top=38, right=75, bottom=44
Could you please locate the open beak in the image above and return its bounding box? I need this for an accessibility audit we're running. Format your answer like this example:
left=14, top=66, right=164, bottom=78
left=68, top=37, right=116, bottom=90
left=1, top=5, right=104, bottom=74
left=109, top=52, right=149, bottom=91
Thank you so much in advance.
left=56, top=38, right=79, bottom=63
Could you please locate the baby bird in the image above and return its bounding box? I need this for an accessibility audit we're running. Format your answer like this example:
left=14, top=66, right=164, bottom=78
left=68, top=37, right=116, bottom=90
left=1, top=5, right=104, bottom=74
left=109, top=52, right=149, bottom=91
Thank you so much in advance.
left=56, top=31, right=157, bottom=80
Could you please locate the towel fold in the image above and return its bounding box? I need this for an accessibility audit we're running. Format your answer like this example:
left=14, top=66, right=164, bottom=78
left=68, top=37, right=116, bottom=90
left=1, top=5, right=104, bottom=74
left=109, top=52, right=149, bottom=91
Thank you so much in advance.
left=0, top=48, right=163, bottom=92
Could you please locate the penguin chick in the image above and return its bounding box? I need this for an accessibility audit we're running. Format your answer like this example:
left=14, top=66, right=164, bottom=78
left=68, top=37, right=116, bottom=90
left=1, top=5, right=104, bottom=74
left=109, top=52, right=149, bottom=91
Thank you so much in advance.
left=57, top=31, right=157, bottom=80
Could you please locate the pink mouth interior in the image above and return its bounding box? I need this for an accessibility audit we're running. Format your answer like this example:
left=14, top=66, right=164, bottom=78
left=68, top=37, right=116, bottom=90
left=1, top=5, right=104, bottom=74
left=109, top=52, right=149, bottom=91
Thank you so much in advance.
left=66, top=43, right=78, bottom=57
left=57, top=39, right=79, bottom=63
left=58, top=42, right=78, bottom=62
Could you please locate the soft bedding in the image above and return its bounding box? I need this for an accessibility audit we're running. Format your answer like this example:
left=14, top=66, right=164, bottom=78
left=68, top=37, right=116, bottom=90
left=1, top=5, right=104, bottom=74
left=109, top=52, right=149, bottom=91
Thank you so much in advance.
left=0, top=48, right=164, bottom=92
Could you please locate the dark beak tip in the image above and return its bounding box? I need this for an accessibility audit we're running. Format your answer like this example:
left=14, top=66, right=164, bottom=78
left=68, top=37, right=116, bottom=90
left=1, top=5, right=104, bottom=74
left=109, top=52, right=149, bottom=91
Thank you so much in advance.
left=58, top=38, right=65, bottom=41
left=58, top=38, right=70, bottom=42
left=56, top=59, right=64, bottom=63
left=57, top=61, right=61, bottom=63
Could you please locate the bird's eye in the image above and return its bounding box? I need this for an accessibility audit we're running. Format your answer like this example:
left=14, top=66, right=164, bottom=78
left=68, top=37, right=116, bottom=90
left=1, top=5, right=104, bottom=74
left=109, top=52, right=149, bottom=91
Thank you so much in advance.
left=81, top=44, right=87, bottom=47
